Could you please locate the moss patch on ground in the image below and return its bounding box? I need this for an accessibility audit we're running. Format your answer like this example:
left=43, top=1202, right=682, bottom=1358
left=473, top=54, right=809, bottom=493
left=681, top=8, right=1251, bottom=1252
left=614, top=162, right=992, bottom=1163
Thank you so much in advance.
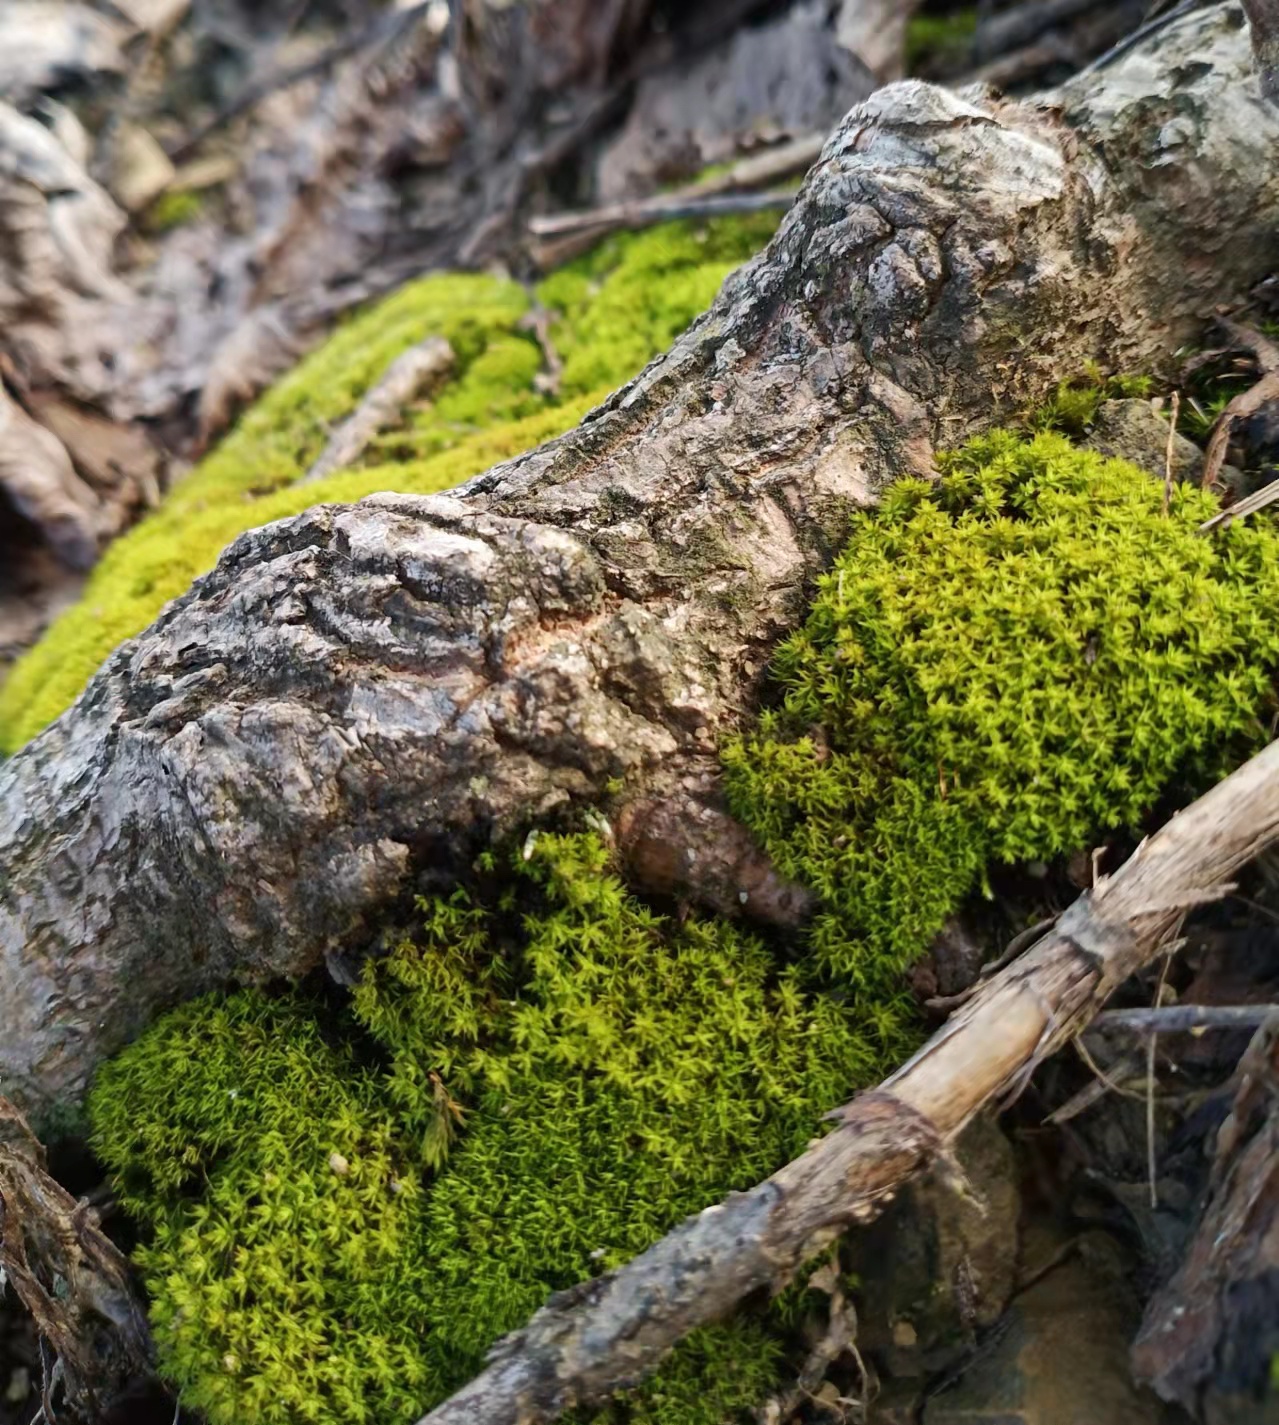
left=723, top=429, right=1279, bottom=982
left=0, top=213, right=779, bottom=753
left=90, top=833, right=903, bottom=1425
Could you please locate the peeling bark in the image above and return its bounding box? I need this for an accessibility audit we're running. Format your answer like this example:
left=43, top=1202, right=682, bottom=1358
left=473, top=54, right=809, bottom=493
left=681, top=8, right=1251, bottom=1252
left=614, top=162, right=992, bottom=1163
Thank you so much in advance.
left=2, top=4, right=1279, bottom=1118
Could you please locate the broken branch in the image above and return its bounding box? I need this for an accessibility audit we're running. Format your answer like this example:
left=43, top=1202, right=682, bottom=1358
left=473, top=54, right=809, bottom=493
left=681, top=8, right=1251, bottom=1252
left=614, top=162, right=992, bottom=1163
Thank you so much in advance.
left=1089, top=1003, right=1279, bottom=1035
left=300, top=337, right=455, bottom=484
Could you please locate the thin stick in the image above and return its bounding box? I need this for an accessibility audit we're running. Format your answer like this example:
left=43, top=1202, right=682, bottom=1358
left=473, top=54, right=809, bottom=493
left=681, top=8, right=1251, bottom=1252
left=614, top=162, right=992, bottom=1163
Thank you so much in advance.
left=1146, top=942, right=1177, bottom=1208
left=298, top=337, right=454, bottom=484
left=528, top=135, right=825, bottom=239
left=1146, top=1006, right=1160, bottom=1205
left=1045, top=1046, right=1142, bottom=1123
left=1163, top=391, right=1180, bottom=514
left=1198, top=476, right=1279, bottom=533
left=418, top=739, right=1279, bottom=1425
left=1089, top=1003, right=1279, bottom=1034
left=529, top=189, right=799, bottom=241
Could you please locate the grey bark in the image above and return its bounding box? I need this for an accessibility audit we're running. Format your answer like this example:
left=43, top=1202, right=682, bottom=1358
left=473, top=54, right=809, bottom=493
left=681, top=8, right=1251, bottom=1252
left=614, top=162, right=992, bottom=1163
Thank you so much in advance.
left=417, top=733, right=1279, bottom=1425
left=2, top=3, right=1279, bottom=1120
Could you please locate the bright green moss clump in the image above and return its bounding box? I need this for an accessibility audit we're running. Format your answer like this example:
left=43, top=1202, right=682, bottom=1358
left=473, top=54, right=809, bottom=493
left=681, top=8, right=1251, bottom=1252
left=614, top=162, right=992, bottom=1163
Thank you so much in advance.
left=0, top=214, right=778, bottom=752
left=90, top=833, right=902, bottom=1425
left=724, top=430, right=1279, bottom=981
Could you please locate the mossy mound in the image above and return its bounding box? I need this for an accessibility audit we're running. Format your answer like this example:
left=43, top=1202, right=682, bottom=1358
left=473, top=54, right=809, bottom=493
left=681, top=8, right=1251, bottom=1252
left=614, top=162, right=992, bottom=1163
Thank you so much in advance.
left=0, top=213, right=780, bottom=753
left=87, top=427, right=1279, bottom=1425
left=723, top=429, right=1279, bottom=981
left=90, top=834, right=902, bottom=1425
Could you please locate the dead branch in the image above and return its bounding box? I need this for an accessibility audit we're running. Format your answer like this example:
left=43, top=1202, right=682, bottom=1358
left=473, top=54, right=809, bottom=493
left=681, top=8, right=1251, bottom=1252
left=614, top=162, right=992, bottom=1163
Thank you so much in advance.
left=529, top=190, right=799, bottom=269
left=529, top=133, right=824, bottom=237
left=1089, top=1003, right=1279, bottom=1034
left=416, top=738, right=1279, bottom=1425
left=300, top=337, right=454, bottom=484
left=1197, top=476, right=1279, bottom=532
left=0, top=1097, right=152, bottom=1418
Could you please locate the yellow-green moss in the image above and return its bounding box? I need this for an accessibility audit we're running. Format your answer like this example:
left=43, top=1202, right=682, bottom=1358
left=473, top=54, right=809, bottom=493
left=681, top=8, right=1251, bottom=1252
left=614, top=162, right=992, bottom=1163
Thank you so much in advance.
left=90, top=833, right=902, bottom=1425
left=1030, top=365, right=1153, bottom=437
left=0, top=213, right=779, bottom=753
left=140, top=188, right=207, bottom=235
left=723, top=429, right=1279, bottom=980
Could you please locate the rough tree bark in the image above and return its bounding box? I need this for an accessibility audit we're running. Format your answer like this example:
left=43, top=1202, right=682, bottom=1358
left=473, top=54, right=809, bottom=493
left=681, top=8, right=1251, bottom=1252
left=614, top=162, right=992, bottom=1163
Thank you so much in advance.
left=2, top=3, right=1278, bottom=1121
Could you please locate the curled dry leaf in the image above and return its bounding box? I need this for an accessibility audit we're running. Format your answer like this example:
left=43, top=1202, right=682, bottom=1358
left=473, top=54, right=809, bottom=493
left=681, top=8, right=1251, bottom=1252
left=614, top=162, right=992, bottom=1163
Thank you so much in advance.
left=0, top=2, right=128, bottom=106
left=0, top=383, right=102, bottom=571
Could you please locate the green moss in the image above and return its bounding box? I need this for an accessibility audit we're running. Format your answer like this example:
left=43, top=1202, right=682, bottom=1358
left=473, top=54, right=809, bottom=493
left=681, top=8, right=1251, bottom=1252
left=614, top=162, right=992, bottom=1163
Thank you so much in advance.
left=1031, top=365, right=1153, bottom=437
left=90, top=832, right=901, bottom=1425
left=904, top=9, right=977, bottom=72
left=0, top=213, right=779, bottom=753
left=538, top=218, right=777, bottom=399
left=140, top=188, right=207, bottom=234
left=87, top=421, right=1279, bottom=1424
left=723, top=429, right=1279, bottom=981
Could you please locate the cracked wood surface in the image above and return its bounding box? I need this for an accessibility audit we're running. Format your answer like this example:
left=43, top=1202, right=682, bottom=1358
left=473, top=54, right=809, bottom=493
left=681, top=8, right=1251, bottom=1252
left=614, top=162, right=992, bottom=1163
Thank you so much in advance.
left=2, top=3, right=1279, bottom=1118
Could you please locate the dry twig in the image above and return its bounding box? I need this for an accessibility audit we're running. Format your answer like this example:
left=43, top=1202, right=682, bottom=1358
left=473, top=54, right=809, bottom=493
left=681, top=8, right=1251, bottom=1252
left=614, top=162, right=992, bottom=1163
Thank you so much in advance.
left=299, top=337, right=454, bottom=484
left=529, top=134, right=824, bottom=239
left=1163, top=390, right=1180, bottom=513
left=528, top=190, right=800, bottom=269
left=1089, top=1003, right=1279, bottom=1034
left=1197, top=476, right=1279, bottom=532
